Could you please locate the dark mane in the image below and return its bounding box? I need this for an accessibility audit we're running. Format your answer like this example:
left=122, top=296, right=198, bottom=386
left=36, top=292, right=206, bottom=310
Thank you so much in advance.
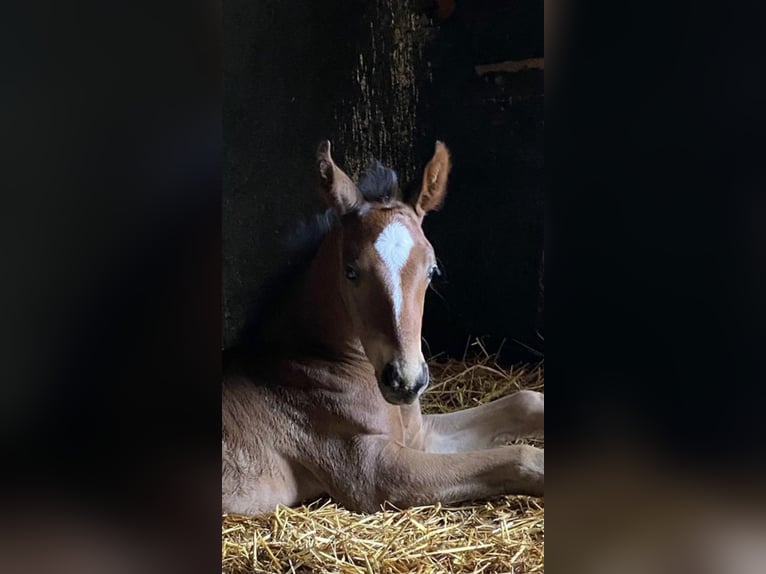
left=233, top=160, right=399, bottom=354
left=235, top=209, right=336, bottom=352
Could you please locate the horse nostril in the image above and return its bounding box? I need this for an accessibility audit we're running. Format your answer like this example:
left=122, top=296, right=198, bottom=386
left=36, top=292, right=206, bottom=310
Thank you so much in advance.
left=382, top=362, right=400, bottom=389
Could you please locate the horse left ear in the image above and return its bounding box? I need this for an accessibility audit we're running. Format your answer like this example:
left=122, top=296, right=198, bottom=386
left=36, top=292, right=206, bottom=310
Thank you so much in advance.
left=411, top=141, right=451, bottom=217
left=317, top=140, right=364, bottom=215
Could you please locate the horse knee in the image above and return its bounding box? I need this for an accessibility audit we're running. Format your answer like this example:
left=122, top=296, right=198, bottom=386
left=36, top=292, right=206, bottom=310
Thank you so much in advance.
left=512, top=390, right=544, bottom=434
left=513, top=389, right=544, bottom=414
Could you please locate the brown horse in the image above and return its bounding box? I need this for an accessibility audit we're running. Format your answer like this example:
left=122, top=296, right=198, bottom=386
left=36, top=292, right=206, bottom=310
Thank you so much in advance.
left=222, top=141, right=544, bottom=515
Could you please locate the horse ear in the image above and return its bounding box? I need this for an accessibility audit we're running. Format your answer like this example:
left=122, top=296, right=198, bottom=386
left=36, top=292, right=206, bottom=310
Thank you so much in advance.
left=411, top=141, right=451, bottom=217
left=317, top=141, right=363, bottom=214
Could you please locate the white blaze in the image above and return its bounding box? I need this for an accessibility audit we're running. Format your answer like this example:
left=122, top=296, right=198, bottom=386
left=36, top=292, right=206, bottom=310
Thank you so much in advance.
left=374, top=221, right=414, bottom=322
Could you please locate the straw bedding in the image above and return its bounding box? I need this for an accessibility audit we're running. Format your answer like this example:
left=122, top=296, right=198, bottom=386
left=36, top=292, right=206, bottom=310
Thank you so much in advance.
left=222, top=344, right=544, bottom=573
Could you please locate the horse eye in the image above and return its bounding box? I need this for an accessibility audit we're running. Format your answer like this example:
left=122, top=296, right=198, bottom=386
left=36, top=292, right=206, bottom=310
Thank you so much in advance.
left=428, top=265, right=441, bottom=281
left=345, top=264, right=359, bottom=281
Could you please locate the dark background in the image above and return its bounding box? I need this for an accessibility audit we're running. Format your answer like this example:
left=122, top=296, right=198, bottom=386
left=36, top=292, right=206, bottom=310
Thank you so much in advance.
left=223, top=0, right=544, bottom=362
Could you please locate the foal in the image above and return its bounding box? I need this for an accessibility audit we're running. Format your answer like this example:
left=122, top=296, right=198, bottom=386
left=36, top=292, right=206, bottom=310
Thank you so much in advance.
left=222, top=141, right=544, bottom=515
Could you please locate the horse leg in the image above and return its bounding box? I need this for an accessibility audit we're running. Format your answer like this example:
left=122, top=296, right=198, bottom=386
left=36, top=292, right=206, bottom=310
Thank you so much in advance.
left=423, top=390, right=544, bottom=453
left=331, top=436, right=543, bottom=513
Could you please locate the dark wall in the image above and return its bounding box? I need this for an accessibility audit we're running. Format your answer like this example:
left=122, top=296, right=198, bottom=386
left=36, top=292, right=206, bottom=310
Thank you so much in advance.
left=224, top=0, right=543, bottom=361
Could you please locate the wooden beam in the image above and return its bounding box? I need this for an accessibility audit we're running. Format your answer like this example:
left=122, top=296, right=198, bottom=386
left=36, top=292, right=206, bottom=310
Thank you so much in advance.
left=475, top=58, right=544, bottom=76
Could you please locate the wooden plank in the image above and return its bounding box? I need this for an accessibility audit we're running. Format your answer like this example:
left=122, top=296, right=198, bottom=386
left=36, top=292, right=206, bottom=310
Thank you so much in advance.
left=475, top=58, right=544, bottom=76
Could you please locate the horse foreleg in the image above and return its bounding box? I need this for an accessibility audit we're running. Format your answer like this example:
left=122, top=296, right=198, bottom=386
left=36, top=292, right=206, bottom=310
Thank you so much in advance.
left=423, top=390, right=544, bottom=453
left=333, top=436, right=543, bottom=512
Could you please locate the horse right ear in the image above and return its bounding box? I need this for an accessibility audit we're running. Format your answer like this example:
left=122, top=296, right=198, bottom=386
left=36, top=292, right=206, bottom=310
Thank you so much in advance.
left=317, top=141, right=364, bottom=214
left=410, top=141, right=451, bottom=217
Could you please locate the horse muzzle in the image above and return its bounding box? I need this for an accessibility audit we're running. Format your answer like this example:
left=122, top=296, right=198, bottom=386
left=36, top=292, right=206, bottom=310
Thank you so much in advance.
left=378, top=361, right=429, bottom=405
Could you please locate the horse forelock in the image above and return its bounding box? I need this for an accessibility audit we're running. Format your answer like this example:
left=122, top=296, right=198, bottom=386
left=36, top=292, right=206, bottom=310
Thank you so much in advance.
left=357, top=160, right=398, bottom=204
